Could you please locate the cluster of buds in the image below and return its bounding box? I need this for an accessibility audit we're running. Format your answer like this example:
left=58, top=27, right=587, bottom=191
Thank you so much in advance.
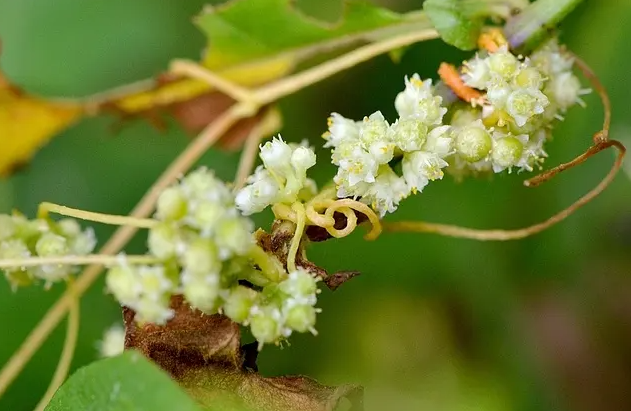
left=236, top=136, right=318, bottom=215
left=324, top=39, right=588, bottom=216
left=0, top=214, right=95, bottom=288
left=105, top=167, right=322, bottom=347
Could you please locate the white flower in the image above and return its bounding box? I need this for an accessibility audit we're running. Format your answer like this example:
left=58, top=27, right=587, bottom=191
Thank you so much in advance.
left=547, top=72, right=586, bottom=110
left=424, top=125, right=453, bottom=157
left=324, top=113, right=359, bottom=148
left=236, top=136, right=318, bottom=214
left=362, top=166, right=410, bottom=216
left=358, top=111, right=389, bottom=147
left=506, top=88, right=549, bottom=127
left=487, top=46, right=520, bottom=79
left=463, top=55, right=491, bottom=89
left=235, top=167, right=281, bottom=216
left=259, top=136, right=293, bottom=177
left=106, top=265, right=142, bottom=307
left=98, top=325, right=126, bottom=358
left=402, top=151, right=449, bottom=193
left=336, top=145, right=379, bottom=186
left=133, top=297, right=173, bottom=325
left=390, top=118, right=428, bottom=152
left=395, top=75, right=447, bottom=125
left=182, top=272, right=220, bottom=314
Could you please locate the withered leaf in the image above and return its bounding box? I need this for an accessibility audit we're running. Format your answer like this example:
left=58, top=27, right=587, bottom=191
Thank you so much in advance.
left=124, top=295, right=363, bottom=411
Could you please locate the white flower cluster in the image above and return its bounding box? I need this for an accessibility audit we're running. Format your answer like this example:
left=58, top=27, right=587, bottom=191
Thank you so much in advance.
left=107, top=167, right=255, bottom=324
left=236, top=136, right=317, bottom=215
left=448, top=39, right=588, bottom=177
left=324, top=75, right=452, bottom=216
left=324, top=39, right=588, bottom=214
left=105, top=168, right=323, bottom=347
left=248, top=269, right=320, bottom=348
left=0, top=214, right=96, bottom=288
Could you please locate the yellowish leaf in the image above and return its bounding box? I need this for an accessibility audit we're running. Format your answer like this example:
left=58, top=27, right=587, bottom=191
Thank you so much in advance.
left=0, top=74, right=81, bottom=176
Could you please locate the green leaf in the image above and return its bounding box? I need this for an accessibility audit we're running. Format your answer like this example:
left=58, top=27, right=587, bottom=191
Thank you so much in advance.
left=44, top=351, right=203, bottom=411
left=195, top=0, right=432, bottom=69
left=423, top=0, right=484, bottom=50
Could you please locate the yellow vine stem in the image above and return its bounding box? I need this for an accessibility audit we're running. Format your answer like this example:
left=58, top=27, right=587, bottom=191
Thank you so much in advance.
left=0, top=104, right=247, bottom=399
left=0, top=255, right=160, bottom=269
left=325, top=206, right=357, bottom=238
left=32, top=281, right=80, bottom=411
left=287, top=202, right=306, bottom=273
left=233, top=108, right=283, bottom=191
left=325, top=199, right=382, bottom=240
left=383, top=55, right=626, bottom=241
left=38, top=202, right=157, bottom=228
left=0, top=27, right=439, bottom=400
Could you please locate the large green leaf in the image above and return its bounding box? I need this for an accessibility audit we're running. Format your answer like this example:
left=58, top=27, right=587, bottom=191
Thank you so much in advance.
left=44, top=351, right=203, bottom=411
left=195, top=0, right=432, bottom=69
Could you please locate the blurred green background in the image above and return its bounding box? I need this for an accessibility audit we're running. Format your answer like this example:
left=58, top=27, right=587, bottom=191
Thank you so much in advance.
left=1, top=0, right=630, bottom=410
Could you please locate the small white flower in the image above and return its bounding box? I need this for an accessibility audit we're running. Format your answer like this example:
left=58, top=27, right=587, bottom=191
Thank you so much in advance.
left=259, top=136, right=293, bottom=177
left=547, top=72, right=586, bottom=110
left=324, top=113, right=359, bottom=148
left=98, top=325, right=126, bottom=358
left=395, top=75, right=447, bottom=125
left=506, top=88, right=549, bottom=127
left=133, top=297, right=174, bottom=325
left=362, top=165, right=410, bottom=216
left=359, top=111, right=390, bottom=147
left=402, top=151, right=449, bottom=193
left=463, top=55, right=491, bottom=89
left=390, top=118, right=428, bottom=152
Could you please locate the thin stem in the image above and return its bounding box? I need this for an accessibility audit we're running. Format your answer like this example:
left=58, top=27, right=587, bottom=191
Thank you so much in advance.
left=233, top=108, right=282, bottom=191
left=253, top=29, right=438, bottom=106
left=384, top=141, right=625, bottom=240
left=0, top=254, right=159, bottom=269
left=38, top=202, right=157, bottom=228
left=326, top=199, right=382, bottom=240
left=32, top=283, right=80, bottom=411
left=170, top=60, right=257, bottom=108
left=0, top=103, right=245, bottom=399
left=287, top=202, right=306, bottom=273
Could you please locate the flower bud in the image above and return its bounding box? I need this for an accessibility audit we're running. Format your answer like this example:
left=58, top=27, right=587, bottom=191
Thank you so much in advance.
left=181, top=238, right=221, bottom=274
left=35, top=232, right=68, bottom=257
left=284, top=304, right=317, bottom=333
left=156, top=186, right=188, bottom=221
left=224, top=285, right=258, bottom=323
left=148, top=223, right=178, bottom=260
left=182, top=273, right=220, bottom=314
left=106, top=265, right=141, bottom=306
left=492, top=136, right=525, bottom=169
left=455, top=122, right=492, bottom=162
left=250, top=308, right=283, bottom=345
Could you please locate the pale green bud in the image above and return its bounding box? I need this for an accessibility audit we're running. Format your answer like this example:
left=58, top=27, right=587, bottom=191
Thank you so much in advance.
left=156, top=186, right=188, bottom=221
left=492, top=136, right=524, bottom=169
left=36, top=233, right=68, bottom=257
left=215, top=218, right=253, bottom=258
left=250, top=308, right=282, bottom=345
left=106, top=265, right=141, bottom=306
left=181, top=238, right=221, bottom=274
left=0, top=214, right=16, bottom=241
left=134, top=296, right=173, bottom=325
left=284, top=304, right=317, bottom=333
left=190, top=201, right=224, bottom=231
left=148, top=223, right=178, bottom=260
left=223, top=285, right=258, bottom=323
left=0, top=239, right=32, bottom=287
left=280, top=269, right=318, bottom=297
left=455, top=122, right=492, bottom=162
left=182, top=275, right=220, bottom=314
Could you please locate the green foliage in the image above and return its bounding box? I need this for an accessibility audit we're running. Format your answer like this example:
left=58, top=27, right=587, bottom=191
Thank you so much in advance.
left=44, top=351, right=203, bottom=411
left=423, top=0, right=484, bottom=50
left=196, top=0, right=430, bottom=68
